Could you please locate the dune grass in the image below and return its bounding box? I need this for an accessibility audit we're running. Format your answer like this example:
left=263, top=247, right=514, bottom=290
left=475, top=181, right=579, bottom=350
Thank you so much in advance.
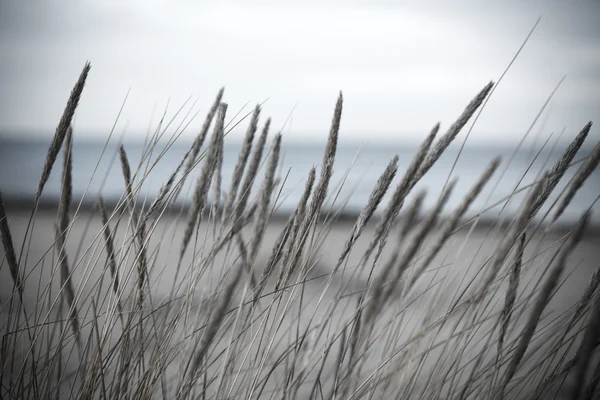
left=1, top=62, right=599, bottom=400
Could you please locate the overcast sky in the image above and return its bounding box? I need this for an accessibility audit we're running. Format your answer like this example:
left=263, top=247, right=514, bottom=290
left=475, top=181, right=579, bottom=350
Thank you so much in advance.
left=0, top=0, right=598, bottom=144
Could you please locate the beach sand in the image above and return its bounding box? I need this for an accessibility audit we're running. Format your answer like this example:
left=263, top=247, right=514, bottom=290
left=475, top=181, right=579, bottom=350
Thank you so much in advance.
left=1, top=206, right=599, bottom=398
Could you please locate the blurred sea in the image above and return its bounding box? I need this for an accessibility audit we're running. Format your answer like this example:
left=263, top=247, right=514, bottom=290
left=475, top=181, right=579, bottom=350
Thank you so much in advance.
left=0, top=135, right=598, bottom=225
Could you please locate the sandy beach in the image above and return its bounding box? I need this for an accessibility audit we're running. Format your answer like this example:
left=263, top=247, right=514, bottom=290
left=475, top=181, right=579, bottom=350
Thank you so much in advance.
left=2, top=205, right=598, bottom=304
left=1, top=204, right=599, bottom=398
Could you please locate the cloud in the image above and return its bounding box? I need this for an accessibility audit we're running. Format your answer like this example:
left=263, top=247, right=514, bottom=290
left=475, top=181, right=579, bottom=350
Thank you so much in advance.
left=0, top=0, right=598, bottom=144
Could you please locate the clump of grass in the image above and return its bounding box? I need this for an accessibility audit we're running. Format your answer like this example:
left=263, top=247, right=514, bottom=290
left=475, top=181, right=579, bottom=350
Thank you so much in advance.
left=180, top=103, right=228, bottom=263
left=495, top=211, right=591, bottom=399
left=223, top=105, right=261, bottom=222
left=1, top=64, right=599, bottom=400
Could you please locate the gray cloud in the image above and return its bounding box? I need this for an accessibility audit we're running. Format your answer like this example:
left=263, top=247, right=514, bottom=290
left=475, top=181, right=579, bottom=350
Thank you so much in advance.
left=0, top=0, right=598, bottom=144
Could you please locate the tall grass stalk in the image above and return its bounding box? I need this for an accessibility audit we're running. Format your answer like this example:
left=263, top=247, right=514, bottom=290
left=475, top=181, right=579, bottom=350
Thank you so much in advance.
left=1, top=66, right=598, bottom=400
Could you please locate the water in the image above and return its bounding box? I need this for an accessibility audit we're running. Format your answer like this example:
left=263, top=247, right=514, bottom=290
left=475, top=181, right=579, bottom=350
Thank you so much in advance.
left=1, top=134, right=598, bottom=225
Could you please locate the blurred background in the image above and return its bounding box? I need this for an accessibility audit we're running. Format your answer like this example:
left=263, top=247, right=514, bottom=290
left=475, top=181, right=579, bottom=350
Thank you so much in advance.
left=0, top=0, right=599, bottom=223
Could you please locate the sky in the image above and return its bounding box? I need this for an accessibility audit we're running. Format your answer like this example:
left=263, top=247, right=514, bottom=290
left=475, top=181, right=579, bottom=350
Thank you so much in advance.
left=0, top=0, right=599, bottom=144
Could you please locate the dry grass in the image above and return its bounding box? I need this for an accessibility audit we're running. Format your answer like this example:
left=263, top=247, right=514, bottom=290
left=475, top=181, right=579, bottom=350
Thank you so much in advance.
left=1, top=63, right=599, bottom=400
